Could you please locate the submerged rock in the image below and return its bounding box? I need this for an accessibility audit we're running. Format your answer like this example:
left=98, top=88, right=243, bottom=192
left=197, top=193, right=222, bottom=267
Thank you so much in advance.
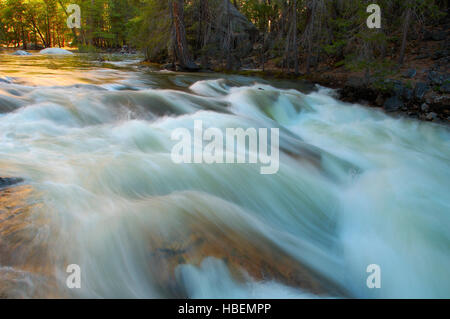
left=40, top=48, right=73, bottom=55
left=0, top=183, right=60, bottom=298
left=0, top=177, right=24, bottom=189
left=11, top=50, right=32, bottom=56
left=143, top=192, right=345, bottom=298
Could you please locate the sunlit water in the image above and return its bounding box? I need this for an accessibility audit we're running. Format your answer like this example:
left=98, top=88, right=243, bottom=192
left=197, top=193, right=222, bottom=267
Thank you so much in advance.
left=0, top=53, right=449, bottom=298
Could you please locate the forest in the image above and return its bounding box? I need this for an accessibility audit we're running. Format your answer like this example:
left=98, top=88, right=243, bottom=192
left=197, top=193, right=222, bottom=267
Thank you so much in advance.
left=0, top=0, right=448, bottom=74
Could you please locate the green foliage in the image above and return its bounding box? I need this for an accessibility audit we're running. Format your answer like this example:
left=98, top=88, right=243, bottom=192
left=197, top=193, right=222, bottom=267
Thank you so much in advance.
left=0, top=0, right=447, bottom=72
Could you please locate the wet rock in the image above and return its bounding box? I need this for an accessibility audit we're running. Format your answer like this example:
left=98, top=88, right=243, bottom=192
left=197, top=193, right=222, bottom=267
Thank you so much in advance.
left=40, top=48, right=73, bottom=55
left=0, top=177, right=24, bottom=189
left=421, top=103, right=430, bottom=112
left=415, top=82, right=430, bottom=100
left=143, top=193, right=345, bottom=297
left=426, top=112, right=438, bottom=121
left=375, top=94, right=384, bottom=106
left=11, top=50, right=32, bottom=56
left=0, top=184, right=59, bottom=298
left=0, top=76, right=11, bottom=83
left=426, top=94, right=450, bottom=108
left=162, top=63, right=175, bottom=71
left=384, top=96, right=403, bottom=112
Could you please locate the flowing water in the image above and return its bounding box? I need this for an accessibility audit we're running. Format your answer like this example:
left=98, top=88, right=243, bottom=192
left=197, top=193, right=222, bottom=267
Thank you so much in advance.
left=0, top=53, right=449, bottom=299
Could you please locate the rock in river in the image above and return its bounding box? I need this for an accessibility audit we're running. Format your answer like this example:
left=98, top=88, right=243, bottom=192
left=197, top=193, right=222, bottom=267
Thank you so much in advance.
left=11, top=50, right=32, bottom=56
left=40, top=48, right=73, bottom=55
left=0, top=177, right=24, bottom=189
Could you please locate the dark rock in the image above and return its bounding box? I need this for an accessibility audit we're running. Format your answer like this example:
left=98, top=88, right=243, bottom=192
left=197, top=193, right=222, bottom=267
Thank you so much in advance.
left=421, top=103, right=430, bottom=112
left=403, top=88, right=414, bottom=101
left=384, top=96, right=404, bottom=112
left=426, top=112, right=438, bottom=121
left=0, top=177, right=24, bottom=189
left=162, top=63, right=175, bottom=71
left=11, top=50, right=31, bottom=56
left=375, top=94, right=384, bottom=106
left=0, top=77, right=11, bottom=83
left=403, top=69, right=417, bottom=78
left=431, top=30, right=446, bottom=41
left=427, top=94, right=450, bottom=107
left=415, top=82, right=430, bottom=100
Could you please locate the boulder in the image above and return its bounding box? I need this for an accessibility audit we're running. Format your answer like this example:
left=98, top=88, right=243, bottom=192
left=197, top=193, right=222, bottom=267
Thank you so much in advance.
left=375, top=94, right=384, bottom=106
left=384, top=96, right=403, bottom=112
left=426, top=112, right=438, bottom=121
left=0, top=177, right=24, bottom=189
left=414, top=82, right=430, bottom=100
left=421, top=103, right=429, bottom=112
left=11, top=50, right=31, bottom=56
left=0, top=76, right=11, bottom=83
left=40, top=48, right=73, bottom=55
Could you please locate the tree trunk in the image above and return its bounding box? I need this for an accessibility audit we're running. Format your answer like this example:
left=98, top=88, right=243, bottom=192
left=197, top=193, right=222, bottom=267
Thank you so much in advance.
left=171, top=0, right=199, bottom=71
left=21, top=25, right=27, bottom=50
left=225, top=0, right=232, bottom=70
left=305, top=2, right=315, bottom=74
left=293, top=0, right=299, bottom=75
left=30, top=18, right=47, bottom=47
left=399, top=7, right=412, bottom=65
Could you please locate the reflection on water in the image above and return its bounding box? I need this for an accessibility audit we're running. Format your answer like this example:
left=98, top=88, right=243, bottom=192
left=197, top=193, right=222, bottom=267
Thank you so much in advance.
left=0, top=52, right=449, bottom=299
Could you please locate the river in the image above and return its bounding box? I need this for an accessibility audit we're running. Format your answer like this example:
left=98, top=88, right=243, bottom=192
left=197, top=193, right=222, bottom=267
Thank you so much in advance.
left=0, top=53, right=449, bottom=298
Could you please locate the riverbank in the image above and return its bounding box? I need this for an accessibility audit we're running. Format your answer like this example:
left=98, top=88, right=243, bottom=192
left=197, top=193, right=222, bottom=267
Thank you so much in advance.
left=177, top=65, right=448, bottom=125
left=157, top=17, right=450, bottom=124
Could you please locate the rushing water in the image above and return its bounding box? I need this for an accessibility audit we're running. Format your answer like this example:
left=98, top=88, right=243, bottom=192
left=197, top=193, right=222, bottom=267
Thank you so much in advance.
left=0, top=53, right=449, bottom=299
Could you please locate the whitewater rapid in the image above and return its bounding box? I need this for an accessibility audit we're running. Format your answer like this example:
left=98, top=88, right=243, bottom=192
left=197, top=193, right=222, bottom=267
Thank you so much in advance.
left=0, top=54, right=449, bottom=298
